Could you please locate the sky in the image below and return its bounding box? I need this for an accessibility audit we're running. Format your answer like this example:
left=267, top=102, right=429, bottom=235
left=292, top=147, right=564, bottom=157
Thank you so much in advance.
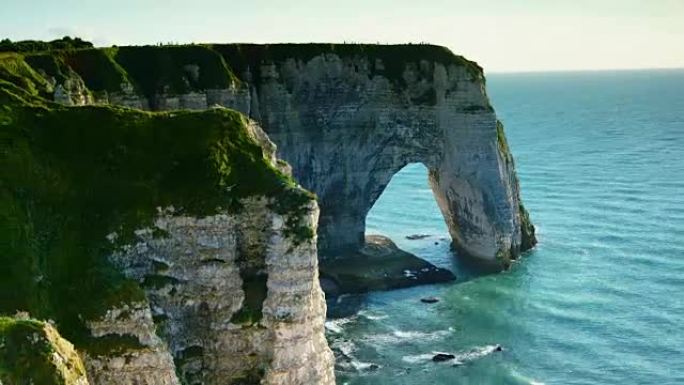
left=2, top=0, right=683, bottom=73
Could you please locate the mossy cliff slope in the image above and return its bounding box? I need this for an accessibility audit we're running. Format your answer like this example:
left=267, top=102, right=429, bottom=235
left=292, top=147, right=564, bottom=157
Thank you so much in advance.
left=0, top=71, right=333, bottom=384
left=0, top=41, right=536, bottom=267
left=0, top=316, right=88, bottom=385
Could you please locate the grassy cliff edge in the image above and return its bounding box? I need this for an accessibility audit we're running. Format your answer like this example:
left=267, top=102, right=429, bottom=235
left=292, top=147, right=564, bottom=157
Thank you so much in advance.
left=0, top=77, right=314, bottom=361
left=0, top=41, right=484, bottom=103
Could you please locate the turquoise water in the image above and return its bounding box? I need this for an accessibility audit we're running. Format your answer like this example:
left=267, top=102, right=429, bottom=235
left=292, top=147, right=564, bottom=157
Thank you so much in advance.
left=327, top=69, right=684, bottom=385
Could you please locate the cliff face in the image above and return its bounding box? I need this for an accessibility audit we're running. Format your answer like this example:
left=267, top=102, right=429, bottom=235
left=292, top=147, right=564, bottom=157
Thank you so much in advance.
left=0, top=80, right=333, bottom=385
left=11, top=44, right=535, bottom=264
left=106, top=202, right=333, bottom=385
left=228, top=48, right=535, bottom=263
left=0, top=41, right=536, bottom=382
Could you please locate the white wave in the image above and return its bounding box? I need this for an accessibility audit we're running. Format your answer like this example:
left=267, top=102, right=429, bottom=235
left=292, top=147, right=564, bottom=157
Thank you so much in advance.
left=401, top=353, right=435, bottom=364
left=401, top=344, right=500, bottom=365
left=453, top=344, right=499, bottom=363
left=363, top=327, right=454, bottom=344
left=331, top=339, right=357, bottom=356
left=335, top=293, right=352, bottom=304
left=325, top=316, right=356, bottom=334
left=335, top=356, right=378, bottom=373
left=351, top=360, right=377, bottom=371
left=509, top=369, right=547, bottom=385
left=358, top=310, right=388, bottom=321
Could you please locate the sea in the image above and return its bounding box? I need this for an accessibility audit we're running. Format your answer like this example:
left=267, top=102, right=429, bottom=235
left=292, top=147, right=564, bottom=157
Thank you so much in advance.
left=325, top=69, right=684, bottom=385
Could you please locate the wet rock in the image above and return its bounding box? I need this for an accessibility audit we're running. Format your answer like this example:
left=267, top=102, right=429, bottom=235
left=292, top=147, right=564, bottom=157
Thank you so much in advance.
left=421, top=297, right=439, bottom=304
left=406, top=234, right=431, bottom=240
left=320, top=235, right=455, bottom=295
left=432, top=353, right=456, bottom=362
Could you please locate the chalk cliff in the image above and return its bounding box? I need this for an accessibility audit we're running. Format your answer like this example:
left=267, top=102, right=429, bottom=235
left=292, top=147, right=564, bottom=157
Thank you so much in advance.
left=7, top=43, right=535, bottom=266
left=0, top=76, right=333, bottom=384
left=219, top=46, right=536, bottom=264
left=0, top=40, right=536, bottom=384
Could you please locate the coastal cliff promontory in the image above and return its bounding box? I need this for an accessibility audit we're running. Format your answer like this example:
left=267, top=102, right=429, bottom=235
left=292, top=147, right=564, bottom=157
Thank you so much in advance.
left=0, top=38, right=535, bottom=384
left=0, top=67, right=333, bottom=384
left=0, top=41, right=536, bottom=266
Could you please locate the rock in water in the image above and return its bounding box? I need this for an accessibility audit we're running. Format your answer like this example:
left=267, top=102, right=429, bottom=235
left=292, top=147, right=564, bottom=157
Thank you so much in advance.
left=421, top=297, right=440, bottom=304
left=432, top=353, right=456, bottom=362
left=406, top=234, right=431, bottom=240
left=320, top=235, right=455, bottom=294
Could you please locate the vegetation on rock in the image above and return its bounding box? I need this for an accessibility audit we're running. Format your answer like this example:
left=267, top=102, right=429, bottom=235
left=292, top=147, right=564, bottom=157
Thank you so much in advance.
left=212, top=43, right=484, bottom=85
left=496, top=120, right=538, bottom=254
left=0, top=316, right=89, bottom=385
left=114, top=45, right=239, bottom=100
left=0, top=76, right=313, bottom=355
left=0, top=36, right=93, bottom=53
left=1, top=40, right=485, bottom=105
left=60, top=48, right=131, bottom=93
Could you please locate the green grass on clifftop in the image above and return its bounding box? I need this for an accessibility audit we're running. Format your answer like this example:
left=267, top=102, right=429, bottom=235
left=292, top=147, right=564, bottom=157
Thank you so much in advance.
left=0, top=37, right=93, bottom=54
left=0, top=79, right=313, bottom=351
left=213, top=43, right=484, bottom=84
left=114, top=45, right=238, bottom=99
left=59, top=48, right=131, bottom=92
left=0, top=53, right=51, bottom=96
left=1, top=41, right=485, bottom=104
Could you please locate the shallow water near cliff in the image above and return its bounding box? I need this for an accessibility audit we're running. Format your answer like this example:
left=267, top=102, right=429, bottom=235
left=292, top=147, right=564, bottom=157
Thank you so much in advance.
left=326, top=69, right=684, bottom=385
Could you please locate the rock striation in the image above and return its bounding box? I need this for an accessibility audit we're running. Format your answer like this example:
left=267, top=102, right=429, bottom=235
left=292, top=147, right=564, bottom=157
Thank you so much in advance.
left=0, top=78, right=334, bottom=385
left=107, top=202, right=334, bottom=385
left=236, top=50, right=535, bottom=265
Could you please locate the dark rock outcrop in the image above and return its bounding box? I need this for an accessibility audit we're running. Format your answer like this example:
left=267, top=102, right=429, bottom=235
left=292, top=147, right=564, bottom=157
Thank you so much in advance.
left=432, top=353, right=456, bottom=362
left=319, top=235, right=455, bottom=294
left=421, top=297, right=440, bottom=304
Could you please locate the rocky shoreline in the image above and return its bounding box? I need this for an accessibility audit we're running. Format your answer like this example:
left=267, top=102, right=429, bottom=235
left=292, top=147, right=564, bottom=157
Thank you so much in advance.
left=319, top=235, right=455, bottom=296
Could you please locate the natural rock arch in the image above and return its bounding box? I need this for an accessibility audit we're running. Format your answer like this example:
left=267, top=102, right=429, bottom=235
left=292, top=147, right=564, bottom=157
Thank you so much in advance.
left=29, top=43, right=536, bottom=265
left=239, top=52, right=536, bottom=265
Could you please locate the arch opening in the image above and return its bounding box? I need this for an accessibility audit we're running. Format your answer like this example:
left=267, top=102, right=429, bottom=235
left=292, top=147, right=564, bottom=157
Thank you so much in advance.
left=318, top=163, right=456, bottom=297
left=365, top=163, right=451, bottom=265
